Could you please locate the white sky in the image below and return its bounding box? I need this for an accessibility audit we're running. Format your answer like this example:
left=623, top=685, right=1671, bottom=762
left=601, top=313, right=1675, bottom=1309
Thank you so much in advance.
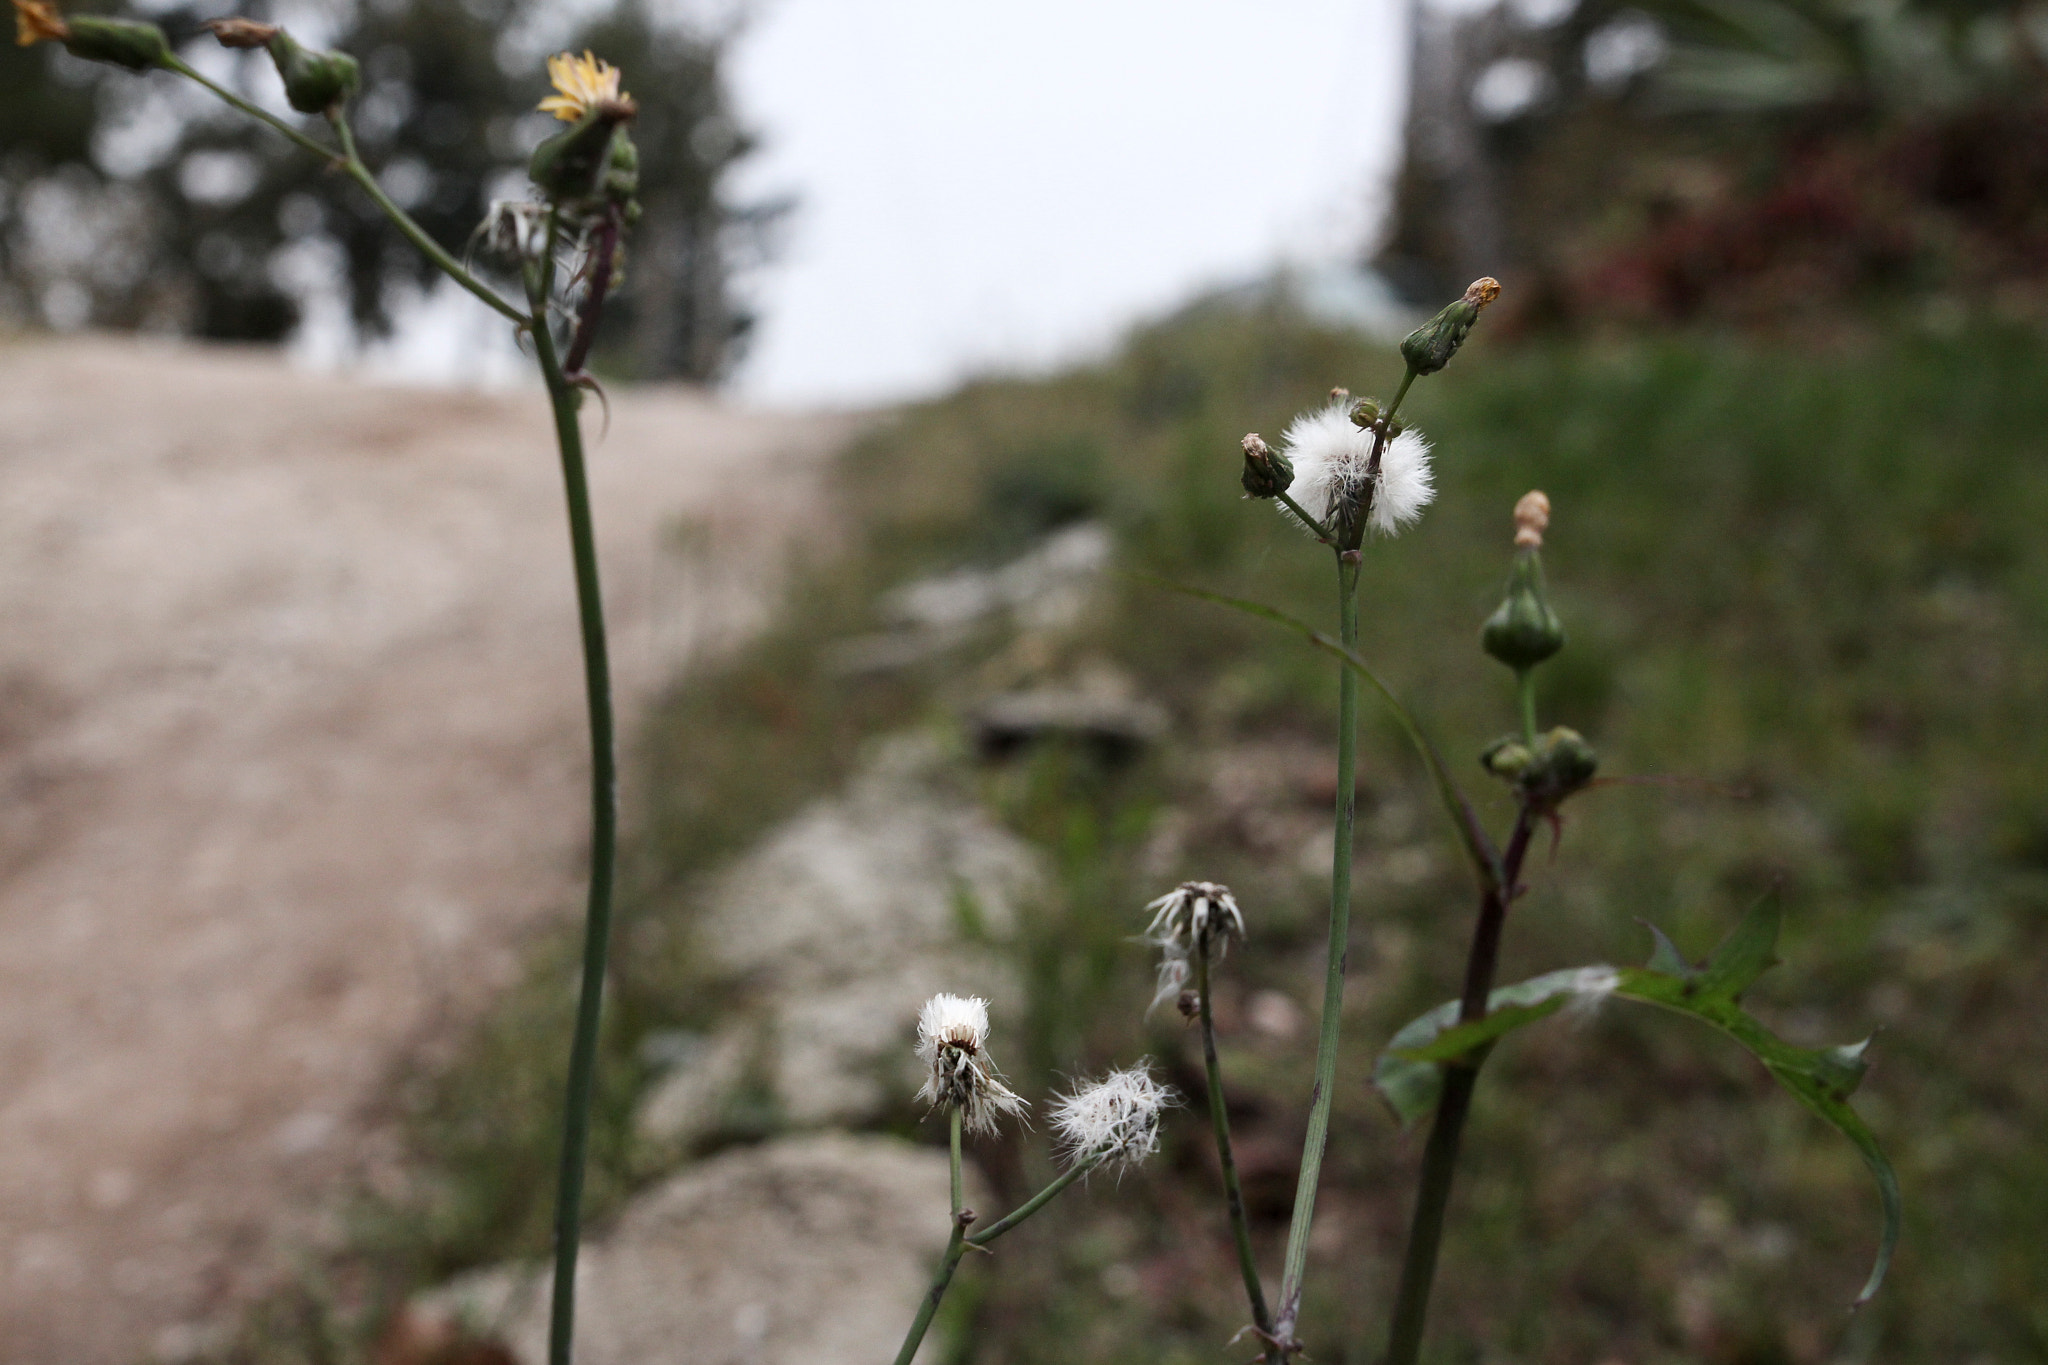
left=721, top=0, right=1412, bottom=406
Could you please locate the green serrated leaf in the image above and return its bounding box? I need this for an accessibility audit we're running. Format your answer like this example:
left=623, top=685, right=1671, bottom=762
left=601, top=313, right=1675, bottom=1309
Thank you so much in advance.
left=1375, top=955, right=1900, bottom=1307
left=1373, top=968, right=1621, bottom=1126
left=1693, top=895, right=1783, bottom=1002
left=1612, top=965, right=1897, bottom=1305
left=1144, top=576, right=1502, bottom=895
left=1638, top=919, right=1696, bottom=978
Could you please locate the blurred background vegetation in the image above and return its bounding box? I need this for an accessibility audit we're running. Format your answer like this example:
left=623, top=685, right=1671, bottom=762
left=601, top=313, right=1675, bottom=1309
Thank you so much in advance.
left=4, top=0, right=2044, bottom=1359
left=317, top=306, right=2047, bottom=1365
left=0, top=0, right=776, bottom=378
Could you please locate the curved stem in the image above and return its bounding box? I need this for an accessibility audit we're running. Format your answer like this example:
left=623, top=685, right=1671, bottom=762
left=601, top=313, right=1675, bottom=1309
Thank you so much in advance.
left=161, top=55, right=338, bottom=163
left=328, top=112, right=526, bottom=324
left=1273, top=551, right=1362, bottom=1347
left=527, top=228, right=619, bottom=1365
left=966, top=1159, right=1095, bottom=1247
left=1275, top=489, right=1337, bottom=544
left=1195, top=951, right=1276, bottom=1343
left=1382, top=807, right=1537, bottom=1365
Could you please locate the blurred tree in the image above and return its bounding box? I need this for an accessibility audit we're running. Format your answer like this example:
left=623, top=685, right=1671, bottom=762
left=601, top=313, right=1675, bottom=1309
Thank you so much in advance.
left=0, top=0, right=777, bottom=382
left=1375, top=0, right=2048, bottom=324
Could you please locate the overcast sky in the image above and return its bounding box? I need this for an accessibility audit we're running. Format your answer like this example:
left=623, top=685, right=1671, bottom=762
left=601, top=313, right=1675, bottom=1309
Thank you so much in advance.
left=719, top=0, right=1412, bottom=405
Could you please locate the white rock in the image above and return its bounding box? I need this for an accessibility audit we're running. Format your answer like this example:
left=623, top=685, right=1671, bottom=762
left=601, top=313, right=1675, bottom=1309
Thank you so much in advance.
left=421, top=1134, right=974, bottom=1365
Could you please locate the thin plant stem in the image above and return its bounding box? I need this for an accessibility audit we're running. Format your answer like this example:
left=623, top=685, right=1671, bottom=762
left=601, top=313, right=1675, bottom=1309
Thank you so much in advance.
left=1273, top=550, right=1362, bottom=1348
left=1195, top=951, right=1276, bottom=1342
left=967, top=1159, right=1096, bottom=1246
left=526, top=217, right=620, bottom=1365
left=329, top=113, right=526, bottom=323
left=1382, top=808, right=1537, bottom=1365
left=161, top=55, right=339, bottom=163
left=1517, top=668, right=1538, bottom=748
left=1385, top=366, right=1418, bottom=424
left=1275, top=489, right=1337, bottom=544
left=893, top=1110, right=973, bottom=1365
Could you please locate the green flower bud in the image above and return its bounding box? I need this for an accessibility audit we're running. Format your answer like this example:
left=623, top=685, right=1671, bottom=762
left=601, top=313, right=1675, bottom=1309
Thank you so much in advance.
left=264, top=29, right=360, bottom=114
left=1522, top=726, right=1599, bottom=807
left=530, top=104, right=635, bottom=204
left=1399, top=277, right=1500, bottom=377
left=1482, top=550, right=1565, bottom=671
left=62, top=14, right=168, bottom=71
left=1349, top=398, right=1380, bottom=429
left=1481, top=736, right=1533, bottom=779
left=603, top=127, right=640, bottom=208
left=1239, top=432, right=1294, bottom=499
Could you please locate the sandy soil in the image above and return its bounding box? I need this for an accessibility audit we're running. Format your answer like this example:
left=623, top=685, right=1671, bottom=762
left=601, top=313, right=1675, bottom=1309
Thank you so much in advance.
left=0, top=335, right=850, bottom=1364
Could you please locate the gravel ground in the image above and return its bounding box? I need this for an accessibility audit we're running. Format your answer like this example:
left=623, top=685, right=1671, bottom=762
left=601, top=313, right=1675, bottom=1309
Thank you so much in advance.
left=0, top=334, right=849, bottom=1364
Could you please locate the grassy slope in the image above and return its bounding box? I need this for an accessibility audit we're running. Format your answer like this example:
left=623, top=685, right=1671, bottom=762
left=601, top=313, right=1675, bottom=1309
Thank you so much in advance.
left=355, top=306, right=2048, bottom=1365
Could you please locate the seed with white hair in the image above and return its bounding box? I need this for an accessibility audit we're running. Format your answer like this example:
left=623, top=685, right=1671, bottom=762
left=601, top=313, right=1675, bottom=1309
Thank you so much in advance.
left=1275, top=397, right=1435, bottom=539
left=914, top=993, right=1028, bottom=1135
left=1050, top=1062, right=1177, bottom=1173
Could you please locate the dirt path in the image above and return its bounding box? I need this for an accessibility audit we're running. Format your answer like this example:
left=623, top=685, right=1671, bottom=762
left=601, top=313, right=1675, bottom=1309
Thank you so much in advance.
left=0, top=335, right=850, bottom=1363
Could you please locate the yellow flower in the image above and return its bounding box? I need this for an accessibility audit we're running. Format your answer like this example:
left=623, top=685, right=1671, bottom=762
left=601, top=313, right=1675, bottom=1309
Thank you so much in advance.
left=539, top=50, right=626, bottom=123
left=14, top=0, right=70, bottom=46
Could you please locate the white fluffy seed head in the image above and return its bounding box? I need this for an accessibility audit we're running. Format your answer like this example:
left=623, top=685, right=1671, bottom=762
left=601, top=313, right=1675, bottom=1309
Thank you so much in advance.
left=1051, top=1062, right=1177, bottom=1173
left=1275, top=398, right=1435, bottom=538
left=914, top=993, right=1028, bottom=1135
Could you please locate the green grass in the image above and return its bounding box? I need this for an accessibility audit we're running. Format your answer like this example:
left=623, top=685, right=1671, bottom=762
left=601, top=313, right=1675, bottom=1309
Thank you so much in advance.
left=278, top=303, right=2048, bottom=1365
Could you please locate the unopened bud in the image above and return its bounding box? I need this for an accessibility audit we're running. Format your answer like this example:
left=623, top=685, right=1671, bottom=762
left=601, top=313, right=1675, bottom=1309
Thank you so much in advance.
left=530, top=100, right=635, bottom=203
left=1484, top=727, right=1597, bottom=807
left=59, top=13, right=169, bottom=70
left=264, top=28, right=359, bottom=113
left=1513, top=489, right=1550, bottom=549
left=1349, top=398, right=1380, bottom=429
left=1329, top=386, right=1350, bottom=402
left=604, top=127, right=640, bottom=210
left=1481, top=737, right=1533, bottom=779
left=1399, top=276, right=1501, bottom=377
left=202, top=17, right=278, bottom=48
left=1482, top=548, right=1564, bottom=671
left=1240, top=432, right=1294, bottom=499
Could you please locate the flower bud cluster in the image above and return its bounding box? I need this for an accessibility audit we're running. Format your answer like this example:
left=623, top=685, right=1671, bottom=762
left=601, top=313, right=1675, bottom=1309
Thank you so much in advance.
left=1481, top=726, right=1599, bottom=809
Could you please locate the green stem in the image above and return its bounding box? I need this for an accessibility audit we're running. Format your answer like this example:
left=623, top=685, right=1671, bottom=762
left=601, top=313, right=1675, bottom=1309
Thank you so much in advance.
left=328, top=112, right=526, bottom=324
left=966, top=1159, right=1095, bottom=1247
left=161, top=55, right=339, bottom=163
left=1517, top=668, right=1537, bottom=748
left=1385, top=366, right=1418, bottom=425
left=527, top=223, right=619, bottom=1365
left=1382, top=808, right=1536, bottom=1365
left=1275, top=489, right=1337, bottom=544
left=1196, top=951, right=1276, bottom=1343
left=1273, top=551, right=1362, bottom=1348
left=893, top=1110, right=969, bottom=1365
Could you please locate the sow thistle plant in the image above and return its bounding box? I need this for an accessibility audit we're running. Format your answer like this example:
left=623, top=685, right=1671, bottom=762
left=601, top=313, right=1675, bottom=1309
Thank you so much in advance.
left=892, top=279, right=1899, bottom=1362
left=18, top=7, right=648, bottom=1363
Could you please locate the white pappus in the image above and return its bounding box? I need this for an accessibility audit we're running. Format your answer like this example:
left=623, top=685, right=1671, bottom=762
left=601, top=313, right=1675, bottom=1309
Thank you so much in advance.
left=1050, top=1062, right=1177, bottom=1174
left=914, top=992, right=1029, bottom=1135
left=1275, top=397, right=1435, bottom=538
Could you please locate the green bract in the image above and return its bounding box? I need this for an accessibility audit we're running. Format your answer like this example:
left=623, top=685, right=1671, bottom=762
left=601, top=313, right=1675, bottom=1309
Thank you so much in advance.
left=264, top=29, right=360, bottom=114
left=63, top=14, right=168, bottom=71
left=1482, top=551, right=1565, bottom=670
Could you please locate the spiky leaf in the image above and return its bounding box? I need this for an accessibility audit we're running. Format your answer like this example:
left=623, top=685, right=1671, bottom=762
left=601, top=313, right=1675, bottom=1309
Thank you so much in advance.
left=1369, top=909, right=1900, bottom=1307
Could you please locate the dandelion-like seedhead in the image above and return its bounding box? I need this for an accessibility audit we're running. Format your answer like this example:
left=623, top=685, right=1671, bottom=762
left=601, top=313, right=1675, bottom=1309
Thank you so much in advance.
left=914, top=993, right=1028, bottom=1135
left=480, top=199, right=549, bottom=265
left=1051, top=1063, right=1177, bottom=1174
left=1276, top=398, right=1434, bottom=539
left=540, top=50, right=631, bottom=122
left=1144, top=881, right=1246, bottom=1012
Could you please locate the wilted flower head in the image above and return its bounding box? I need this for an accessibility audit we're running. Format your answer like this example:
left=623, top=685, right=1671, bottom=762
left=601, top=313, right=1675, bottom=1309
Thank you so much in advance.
left=914, top=993, right=1028, bottom=1135
left=1144, top=881, right=1246, bottom=1012
left=1513, top=489, right=1550, bottom=550
left=1276, top=397, right=1434, bottom=539
left=1051, top=1062, right=1176, bottom=1173
left=539, top=50, right=632, bottom=123
left=13, top=0, right=66, bottom=45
